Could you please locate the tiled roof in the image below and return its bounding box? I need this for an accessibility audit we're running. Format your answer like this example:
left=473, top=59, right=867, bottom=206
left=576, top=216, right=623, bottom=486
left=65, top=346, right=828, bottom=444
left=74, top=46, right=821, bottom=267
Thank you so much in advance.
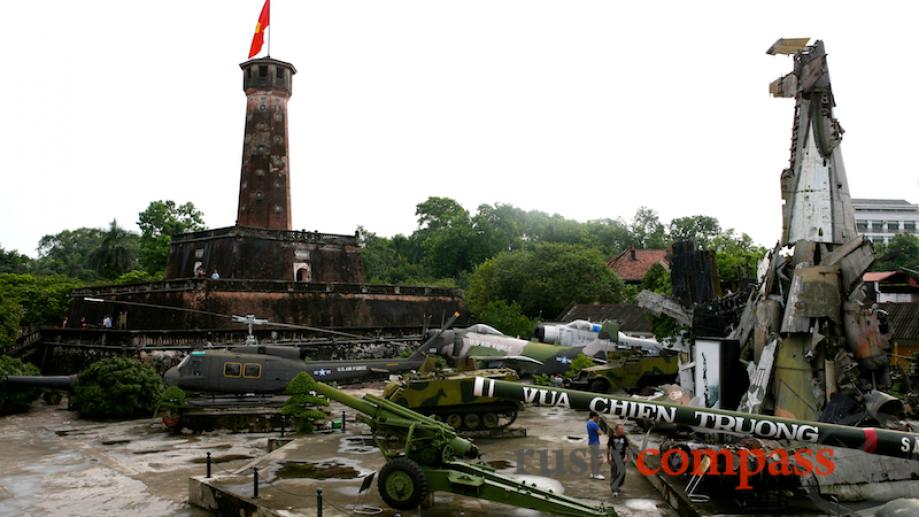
left=556, top=303, right=655, bottom=334
left=879, top=303, right=919, bottom=341
left=864, top=271, right=897, bottom=283
left=608, top=246, right=669, bottom=282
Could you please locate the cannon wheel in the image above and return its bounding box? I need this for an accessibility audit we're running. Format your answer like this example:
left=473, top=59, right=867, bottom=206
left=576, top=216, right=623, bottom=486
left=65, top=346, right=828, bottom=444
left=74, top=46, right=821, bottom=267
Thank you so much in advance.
left=378, top=457, right=428, bottom=511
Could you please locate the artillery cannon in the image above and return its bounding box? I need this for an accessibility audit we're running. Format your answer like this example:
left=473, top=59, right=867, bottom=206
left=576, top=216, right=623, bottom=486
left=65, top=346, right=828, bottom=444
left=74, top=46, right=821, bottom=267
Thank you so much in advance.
left=313, top=379, right=616, bottom=516
left=472, top=377, right=919, bottom=461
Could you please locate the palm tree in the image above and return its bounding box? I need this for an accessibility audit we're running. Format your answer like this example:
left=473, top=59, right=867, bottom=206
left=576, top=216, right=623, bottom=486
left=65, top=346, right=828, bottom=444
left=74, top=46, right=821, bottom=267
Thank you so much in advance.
left=90, top=220, right=139, bottom=279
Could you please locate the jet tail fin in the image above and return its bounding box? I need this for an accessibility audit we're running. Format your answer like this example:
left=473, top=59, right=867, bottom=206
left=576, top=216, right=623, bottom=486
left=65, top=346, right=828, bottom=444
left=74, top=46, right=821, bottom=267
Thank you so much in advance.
left=407, top=311, right=460, bottom=361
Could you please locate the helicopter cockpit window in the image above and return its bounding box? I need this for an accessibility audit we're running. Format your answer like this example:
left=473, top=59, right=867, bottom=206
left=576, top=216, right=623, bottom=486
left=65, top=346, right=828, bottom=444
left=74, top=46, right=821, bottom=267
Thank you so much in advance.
left=190, top=359, right=202, bottom=376
left=244, top=363, right=261, bottom=378
left=224, top=362, right=242, bottom=377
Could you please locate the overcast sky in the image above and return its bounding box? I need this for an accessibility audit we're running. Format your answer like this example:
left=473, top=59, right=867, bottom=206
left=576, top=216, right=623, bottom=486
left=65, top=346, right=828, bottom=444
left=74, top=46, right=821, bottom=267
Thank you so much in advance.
left=2, top=1, right=917, bottom=257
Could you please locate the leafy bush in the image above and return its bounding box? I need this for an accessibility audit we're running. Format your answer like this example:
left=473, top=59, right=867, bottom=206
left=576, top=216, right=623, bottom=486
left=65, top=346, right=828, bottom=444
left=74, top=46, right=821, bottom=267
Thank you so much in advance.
left=156, top=385, right=187, bottom=414
left=0, top=356, right=41, bottom=414
left=73, top=357, right=163, bottom=418
left=564, top=354, right=596, bottom=379
left=532, top=373, right=552, bottom=386
left=282, top=372, right=330, bottom=433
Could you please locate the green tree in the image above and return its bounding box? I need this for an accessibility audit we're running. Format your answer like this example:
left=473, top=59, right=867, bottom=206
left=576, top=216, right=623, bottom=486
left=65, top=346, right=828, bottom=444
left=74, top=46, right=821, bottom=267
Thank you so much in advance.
left=0, top=293, right=22, bottom=349
left=72, top=357, right=164, bottom=419
left=669, top=215, right=722, bottom=247
left=0, top=356, right=41, bottom=413
left=0, top=273, right=83, bottom=329
left=282, top=372, right=330, bottom=433
left=873, top=233, right=919, bottom=271
left=710, top=230, right=766, bottom=291
left=114, top=269, right=163, bottom=284
left=630, top=207, right=668, bottom=248
left=137, top=200, right=206, bottom=274
left=469, top=300, right=535, bottom=338
left=0, top=245, right=32, bottom=274
left=414, top=197, right=483, bottom=278
left=89, top=219, right=140, bottom=279
left=582, top=218, right=633, bottom=258
left=641, top=262, right=672, bottom=295
left=471, top=203, right=525, bottom=257
left=467, top=243, right=624, bottom=320
left=35, top=227, right=106, bottom=280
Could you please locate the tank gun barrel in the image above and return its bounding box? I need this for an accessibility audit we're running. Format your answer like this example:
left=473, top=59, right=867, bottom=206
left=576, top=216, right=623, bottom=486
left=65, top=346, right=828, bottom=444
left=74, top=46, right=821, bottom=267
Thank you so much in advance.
left=474, top=377, right=919, bottom=461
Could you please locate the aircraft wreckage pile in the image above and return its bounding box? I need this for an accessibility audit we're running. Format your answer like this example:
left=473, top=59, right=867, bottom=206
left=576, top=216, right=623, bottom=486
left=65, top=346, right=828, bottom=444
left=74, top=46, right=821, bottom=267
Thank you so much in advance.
left=642, top=38, right=904, bottom=429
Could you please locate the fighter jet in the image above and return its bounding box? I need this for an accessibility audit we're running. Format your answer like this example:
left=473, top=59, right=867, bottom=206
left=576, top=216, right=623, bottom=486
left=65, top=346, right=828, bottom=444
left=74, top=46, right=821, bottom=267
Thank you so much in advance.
left=426, top=319, right=668, bottom=375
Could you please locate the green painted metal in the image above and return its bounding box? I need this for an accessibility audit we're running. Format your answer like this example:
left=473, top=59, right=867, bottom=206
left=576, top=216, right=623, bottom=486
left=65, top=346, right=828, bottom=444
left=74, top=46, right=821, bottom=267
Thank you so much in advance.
left=473, top=377, right=919, bottom=461
left=313, top=377, right=617, bottom=516
left=383, top=368, right=522, bottom=430
left=425, top=463, right=616, bottom=517
left=571, top=348, right=678, bottom=392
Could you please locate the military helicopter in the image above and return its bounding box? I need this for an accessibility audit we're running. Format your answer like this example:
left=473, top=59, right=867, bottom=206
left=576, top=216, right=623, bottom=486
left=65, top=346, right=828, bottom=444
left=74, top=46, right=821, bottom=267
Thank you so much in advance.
left=4, top=301, right=459, bottom=396
left=160, top=312, right=461, bottom=393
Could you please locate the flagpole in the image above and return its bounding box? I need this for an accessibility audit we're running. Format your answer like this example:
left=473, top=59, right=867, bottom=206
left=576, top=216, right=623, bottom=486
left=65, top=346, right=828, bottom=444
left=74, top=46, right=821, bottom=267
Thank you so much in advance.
left=266, top=0, right=271, bottom=58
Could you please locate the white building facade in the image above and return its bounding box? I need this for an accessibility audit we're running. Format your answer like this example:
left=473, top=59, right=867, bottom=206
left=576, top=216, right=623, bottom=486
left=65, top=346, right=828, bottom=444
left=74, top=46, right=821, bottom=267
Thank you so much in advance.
left=852, top=198, right=919, bottom=245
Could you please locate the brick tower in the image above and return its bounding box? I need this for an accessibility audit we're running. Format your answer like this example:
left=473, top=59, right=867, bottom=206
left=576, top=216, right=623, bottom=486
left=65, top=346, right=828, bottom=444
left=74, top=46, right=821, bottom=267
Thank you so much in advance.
left=236, top=57, right=297, bottom=230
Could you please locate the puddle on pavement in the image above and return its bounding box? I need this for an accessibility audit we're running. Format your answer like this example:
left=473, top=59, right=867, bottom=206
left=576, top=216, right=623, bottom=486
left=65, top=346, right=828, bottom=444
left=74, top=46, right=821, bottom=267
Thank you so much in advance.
left=133, top=448, right=171, bottom=455
left=190, top=454, right=252, bottom=464
left=338, top=435, right=377, bottom=454
left=275, top=460, right=360, bottom=480
left=102, top=439, right=132, bottom=446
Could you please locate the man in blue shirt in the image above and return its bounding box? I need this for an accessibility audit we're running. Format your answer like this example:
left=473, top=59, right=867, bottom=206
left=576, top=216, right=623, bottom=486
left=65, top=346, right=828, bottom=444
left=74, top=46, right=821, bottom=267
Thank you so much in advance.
left=586, top=412, right=605, bottom=480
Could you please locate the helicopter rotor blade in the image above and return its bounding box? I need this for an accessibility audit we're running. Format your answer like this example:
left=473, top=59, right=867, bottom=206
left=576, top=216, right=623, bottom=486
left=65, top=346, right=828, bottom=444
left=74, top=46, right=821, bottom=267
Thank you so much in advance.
left=84, top=297, right=370, bottom=341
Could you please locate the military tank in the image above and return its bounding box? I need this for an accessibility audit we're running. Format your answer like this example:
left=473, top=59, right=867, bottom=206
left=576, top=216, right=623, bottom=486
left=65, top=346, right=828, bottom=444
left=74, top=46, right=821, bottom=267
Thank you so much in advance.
left=383, top=368, right=522, bottom=431
left=567, top=347, right=679, bottom=394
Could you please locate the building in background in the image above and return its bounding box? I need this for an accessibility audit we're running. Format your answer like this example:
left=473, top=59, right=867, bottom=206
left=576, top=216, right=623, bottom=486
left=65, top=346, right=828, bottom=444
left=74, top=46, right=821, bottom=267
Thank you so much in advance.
left=853, top=198, right=919, bottom=245
left=607, top=246, right=669, bottom=285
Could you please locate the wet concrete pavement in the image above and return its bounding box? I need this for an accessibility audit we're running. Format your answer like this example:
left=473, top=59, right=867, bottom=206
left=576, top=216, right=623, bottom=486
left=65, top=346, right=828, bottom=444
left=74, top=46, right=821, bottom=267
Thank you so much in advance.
left=0, top=385, right=675, bottom=516
left=0, top=401, right=266, bottom=516
left=191, top=384, right=676, bottom=516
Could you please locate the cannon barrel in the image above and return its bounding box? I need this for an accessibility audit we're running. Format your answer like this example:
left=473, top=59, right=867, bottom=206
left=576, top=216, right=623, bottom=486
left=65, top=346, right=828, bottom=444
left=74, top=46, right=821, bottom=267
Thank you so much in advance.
left=473, top=377, right=919, bottom=461
left=3, top=375, right=77, bottom=390
left=315, top=381, right=478, bottom=459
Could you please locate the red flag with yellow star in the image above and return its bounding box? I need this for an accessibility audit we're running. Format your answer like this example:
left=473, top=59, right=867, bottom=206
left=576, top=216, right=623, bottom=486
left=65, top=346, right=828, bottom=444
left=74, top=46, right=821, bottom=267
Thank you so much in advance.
left=248, top=0, right=270, bottom=58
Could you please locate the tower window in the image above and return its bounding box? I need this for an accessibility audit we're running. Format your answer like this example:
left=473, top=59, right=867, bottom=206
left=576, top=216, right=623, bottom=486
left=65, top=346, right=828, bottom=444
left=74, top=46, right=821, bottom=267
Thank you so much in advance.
left=277, top=69, right=284, bottom=81
left=259, top=65, right=268, bottom=77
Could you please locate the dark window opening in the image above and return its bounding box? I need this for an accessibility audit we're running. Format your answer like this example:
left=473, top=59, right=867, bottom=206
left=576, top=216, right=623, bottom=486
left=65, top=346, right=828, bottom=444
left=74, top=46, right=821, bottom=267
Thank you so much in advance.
left=224, top=362, right=242, bottom=377
left=277, top=69, right=284, bottom=81
left=244, top=364, right=261, bottom=378
left=259, top=65, right=268, bottom=77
